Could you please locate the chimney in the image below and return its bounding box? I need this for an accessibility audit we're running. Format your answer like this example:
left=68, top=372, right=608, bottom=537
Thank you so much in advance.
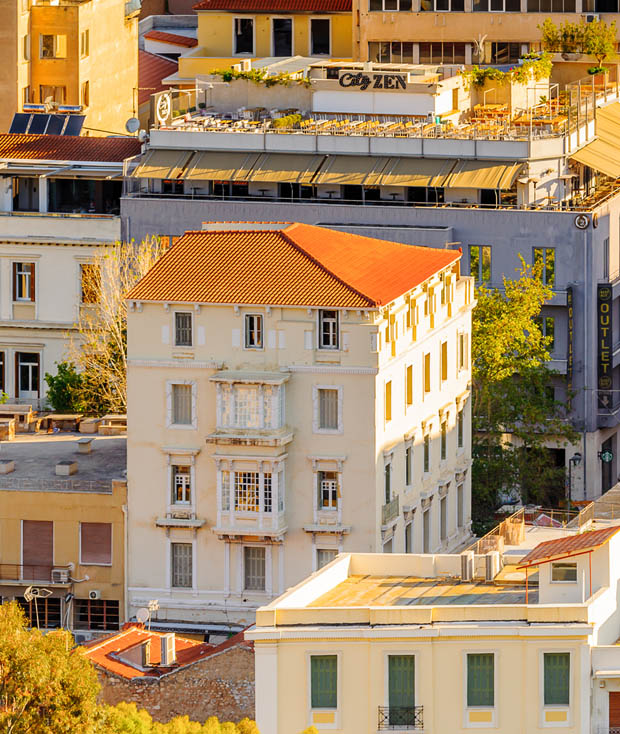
left=161, top=633, right=176, bottom=666
left=141, top=639, right=151, bottom=667
left=460, top=550, right=474, bottom=582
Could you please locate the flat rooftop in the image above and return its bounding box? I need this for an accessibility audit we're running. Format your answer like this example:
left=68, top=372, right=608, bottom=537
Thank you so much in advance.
left=0, top=433, right=126, bottom=491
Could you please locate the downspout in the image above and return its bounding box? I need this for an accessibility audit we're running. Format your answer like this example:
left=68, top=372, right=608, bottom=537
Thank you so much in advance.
left=122, top=503, right=129, bottom=624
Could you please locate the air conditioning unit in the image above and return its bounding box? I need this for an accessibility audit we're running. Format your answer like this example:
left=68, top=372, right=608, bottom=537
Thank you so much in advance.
left=74, top=632, right=89, bottom=645
left=241, top=59, right=252, bottom=71
left=485, top=551, right=501, bottom=582
left=89, top=589, right=101, bottom=600
left=584, top=12, right=599, bottom=22
left=52, top=568, right=70, bottom=583
left=460, top=550, right=474, bottom=582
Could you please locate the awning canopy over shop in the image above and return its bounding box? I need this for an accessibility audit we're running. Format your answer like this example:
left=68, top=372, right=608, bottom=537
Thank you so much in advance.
left=184, top=151, right=260, bottom=182
left=312, top=155, right=390, bottom=186
left=130, top=149, right=192, bottom=179
left=376, top=157, right=455, bottom=188
left=570, top=102, right=620, bottom=179
left=444, top=159, right=522, bottom=190
left=247, top=154, right=325, bottom=185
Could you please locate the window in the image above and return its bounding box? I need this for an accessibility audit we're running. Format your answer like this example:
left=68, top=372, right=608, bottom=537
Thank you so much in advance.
left=17, top=596, right=61, bottom=629
left=74, top=599, right=120, bottom=631
left=80, top=29, right=89, bottom=57
left=221, top=469, right=276, bottom=512
left=80, top=523, right=112, bottom=565
left=440, top=422, right=447, bottom=461
left=457, top=332, right=468, bottom=371
left=405, top=445, right=412, bottom=485
left=22, top=86, right=31, bottom=106
left=551, top=562, right=577, bottom=582
left=388, top=655, right=415, bottom=725
left=244, top=546, right=266, bottom=590
left=17, top=353, right=39, bottom=398
left=469, top=245, right=491, bottom=284
left=421, top=0, right=464, bottom=11
left=310, top=18, right=330, bottom=55
left=423, top=509, right=430, bottom=553
left=475, top=41, right=522, bottom=64
left=235, top=472, right=260, bottom=512
left=174, top=312, right=193, bottom=347
left=311, top=655, right=337, bottom=709
left=39, top=85, right=65, bottom=104
left=317, top=548, right=337, bottom=569
left=407, top=187, right=445, bottom=205
left=440, top=496, right=447, bottom=540
left=418, top=41, right=466, bottom=62
left=423, top=353, right=431, bottom=395
left=535, top=316, right=555, bottom=351
left=475, top=0, right=520, bottom=8
left=172, top=465, right=191, bottom=505
left=245, top=314, right=263, bottom=349
left=467, top=654, right=494, bottom=707
left=80, top=80, right=89, bottom=108
left=272, top=18, right=292, bottom=56
left=405, top=521, right=412, bottom=552
left=441, top=341, right=448, bottom=382
left=457, top=408, right=464, bottom=448
left=171, top=384, right=193, bottom=426
left=385, top=381, right=392, bottom=422
left=528, top=0, right=574, bottom=9
left=369, top=0, right=412, bottom=9
left=457, top=484, right=464, bottom=528
left=319, top=310, right=339, bottom=349
left=533, top=247, right=555, bottom=287
left=384, top=462, right=391, bottom=503
left=368, top=41, right=414, bottom=63
left=80, top=264, right=100, bottom=304
left=318, top=471, right=339, bottom=510
left=40, top=34, right=67, bottom=59
left=604, top=237, right=610, bottom=281
left=234, top=17, right=254, bottom=54
left=13, top=262, right=34, bottom=302
left=23, top=34, right=30, bottom=61
left=318, top=387, right=339, bottom=431
left=171, top=543, right=192, bottom=588
left=423, top=434, right=430, bottom=473
left=219, top=383, right=283, bottom=430
left=405, top=365, right=413, bottom=407
left=544, top=653, right=570, bottom=706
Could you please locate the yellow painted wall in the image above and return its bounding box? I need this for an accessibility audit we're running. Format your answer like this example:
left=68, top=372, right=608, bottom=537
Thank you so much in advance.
left=30, top=5, right=79, bottom=105
left=0, top=1, right=20, bottom=132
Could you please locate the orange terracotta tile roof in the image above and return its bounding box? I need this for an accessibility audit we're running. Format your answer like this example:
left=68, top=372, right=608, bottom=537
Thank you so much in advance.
left=519, top=525, right=620, bottom=567
left=0, top=134, right=141, bottom=163
left=143, top=30, right=198, bottom=47
left=194, top=0, right=350, bottom=11
left=139, top=50, right=178, bottom=106
left=128, top=223, right=460, bottom=307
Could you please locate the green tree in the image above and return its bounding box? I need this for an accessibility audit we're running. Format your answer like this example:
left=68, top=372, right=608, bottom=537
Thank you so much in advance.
left=540, top=16, right=616, bottom=66
left=0, top=601, right=101, bottom=734
left=471, top=259, right=578, bottom=533
left=584, top=18, right=617, bottom=68
left=44, top=361, right=85, bottom=413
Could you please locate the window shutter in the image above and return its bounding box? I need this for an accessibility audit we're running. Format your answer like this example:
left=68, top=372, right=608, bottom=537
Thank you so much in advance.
left=268, top=330, right=276, bottom=349
left=370, top=333, right=378, bottom=352
left=161, top=325, right=170, bottom=344
left=14, top=352, right=19, bottom=395
left=56, top=34, right=67, bottom=57
left=310, top=655, right=337, bottom=709
left=232, top=328, right=241, bottom=347
left=80, top=522, right=112, bottom=564
left=197, top=326, right=205, bottom=346
left=467, top=654, right=494, bottom=707
left=278, top=330, right=285, bottom=349
left=29, top=263, right=35, bottom=302
left=388, top=655, right=415, bottom=708
left=22, top=520, right=53, bottom=569
left=12, top=263, right=17, bottom=301
left=544, top=653, right=570, bottom=705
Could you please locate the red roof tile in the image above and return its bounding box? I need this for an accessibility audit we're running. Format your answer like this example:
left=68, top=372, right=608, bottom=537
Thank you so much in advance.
left=127, top=223, right=460, bottom=307
left=144, top=30, right=198, bottom=47
left=139, top=50, right=178, bottom=106
left=0, top=134, right=141, bottom=163
left=194, top=0, right=350, bottom=11
left=519, top=525, right=620, bottom=567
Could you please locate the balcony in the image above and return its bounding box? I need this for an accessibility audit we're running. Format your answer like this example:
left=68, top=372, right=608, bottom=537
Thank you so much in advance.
left=0, top=563, right=72, bottom=584
left=378, top=706, right=424, bottom=730
left=382, top=496, right=399, bottom=527
left=213, top=510, right=287, bottom=541
left=0, top=211, right=121, bottom=243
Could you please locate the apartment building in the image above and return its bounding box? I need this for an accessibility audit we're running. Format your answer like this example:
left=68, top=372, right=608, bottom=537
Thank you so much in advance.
left=246, top=505, right=620, bottom=734
left=0, top=0, right=140, bottom=135
left=0, top=132, right=140, bottom=406
left=125, top=222, right=474, bottom=628
left=0, top=433, right=127, bottom=640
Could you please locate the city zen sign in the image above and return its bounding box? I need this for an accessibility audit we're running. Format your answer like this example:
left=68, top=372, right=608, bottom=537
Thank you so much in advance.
left=338, top=71, right=408, bottom=91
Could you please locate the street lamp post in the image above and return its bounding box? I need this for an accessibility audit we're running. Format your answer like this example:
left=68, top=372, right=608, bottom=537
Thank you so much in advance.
left=567, top=452, right=583, bottom=509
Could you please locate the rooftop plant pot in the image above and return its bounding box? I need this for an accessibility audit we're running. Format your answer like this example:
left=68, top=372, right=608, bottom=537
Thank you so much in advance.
left=561, top=52, right=583, bottom=61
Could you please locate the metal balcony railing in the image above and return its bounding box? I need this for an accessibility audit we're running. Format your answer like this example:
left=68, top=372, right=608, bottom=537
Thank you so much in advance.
left=382, top=496, right=399, bottom=526
left=0, top=564, right=55, bottom=582
left=378, top=705, right=424, bottom=730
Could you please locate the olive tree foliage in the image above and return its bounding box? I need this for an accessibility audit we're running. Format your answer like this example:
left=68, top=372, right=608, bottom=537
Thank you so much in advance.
left=67, top=238, right=165, bottom=414
left=99, top=705, right=260, bottom=734
left=471, top=258, right=578, bottom=533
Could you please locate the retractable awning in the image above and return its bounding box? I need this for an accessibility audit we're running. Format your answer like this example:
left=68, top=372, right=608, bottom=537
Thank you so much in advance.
left=377, top=157, right=455, bottom=188
left=313, top=156, right=390, bottom=186
left=247, top=153, right=325, bottom=185
left=570, top=102, right=620, bottom=179
left=445, top=160, right=522, bottom=190
left=184, top=151, right=260, bottom=182
left=130, top=149, right=192, bottom=179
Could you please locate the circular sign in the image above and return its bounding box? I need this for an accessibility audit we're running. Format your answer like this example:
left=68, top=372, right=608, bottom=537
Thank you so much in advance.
left=156, top=93, right=172, bottom=126
left=601, top=450, right=613, bottom=463
left=574, top=214, right=589, bottom=230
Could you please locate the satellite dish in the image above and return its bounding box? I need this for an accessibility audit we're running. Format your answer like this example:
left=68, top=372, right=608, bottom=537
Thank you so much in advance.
left=136, top=607, right=150, bottom=624
left=125, top=117, right=140, bottom=134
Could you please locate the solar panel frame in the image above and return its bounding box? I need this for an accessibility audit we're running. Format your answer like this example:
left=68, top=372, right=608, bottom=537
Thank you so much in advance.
left=28, top=114, right=50, bottom=134
left=63, top=115, right=85, bottom=136
left=46, top=114, right=67, bottom=135
left=9, top=114, right=31, bottom=134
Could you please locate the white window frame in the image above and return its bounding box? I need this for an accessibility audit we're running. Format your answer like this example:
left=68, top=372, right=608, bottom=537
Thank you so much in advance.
left=309, top=16, right=331, bottom=56
left=216, top=381, right=284, bottom=430
left=78, top=521, right=113, bottom=567
left=14, top=261, right=34, bottom=302
left=462, top=650, right=498, bottom=729
left=538, top=649, right=573, bottom=728
left=244, top=313, right=264, bottom=350
left=271, top=16, right=294, bottom=57
left=317, top=469, right=340, bottom=512
left=312, top=384, right=343, bottom=434
left=383, top=651, right=419, bottom=710
left=232, top=16, right=255, bottom=56
left=173, top=310, right=193, bottom=347
left=170, top=463, right=192, bottom=506
left=550, top=562, right=578, bottom=583
left=39, top=34, right=66, bottom=59
left=168, top=538, right=196, bottom=591
left=318, top=310, right=340, bottom=350
left=306, top=650, right=342, bottom=730
left=316, top=548, right=338, bottom=570
left=166, top=380, right=197, bottom=430
left=243, top=543, right=268, bottom=592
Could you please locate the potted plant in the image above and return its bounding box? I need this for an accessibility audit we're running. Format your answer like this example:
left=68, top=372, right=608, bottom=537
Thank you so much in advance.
left=584, top=18, right=616, bottom=71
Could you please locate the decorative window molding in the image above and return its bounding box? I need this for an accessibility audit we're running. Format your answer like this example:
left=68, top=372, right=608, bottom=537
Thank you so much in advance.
left=312, top=385, right=344, bottom=435
left=165, top=380, right=197, bottom=430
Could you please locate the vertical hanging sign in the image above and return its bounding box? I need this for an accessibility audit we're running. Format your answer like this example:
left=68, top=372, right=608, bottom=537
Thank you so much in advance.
left=567, top=286, right=574, bottom=409
left=597, top=284, right=613, bottom=410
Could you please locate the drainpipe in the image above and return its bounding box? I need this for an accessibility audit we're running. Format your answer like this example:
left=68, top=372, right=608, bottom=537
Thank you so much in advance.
left=122, top=503, right=129, bottom=624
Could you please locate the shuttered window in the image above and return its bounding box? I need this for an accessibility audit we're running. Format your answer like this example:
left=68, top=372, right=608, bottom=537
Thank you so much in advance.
left=171, top=543, right=192, bottom=588
left=22, top=520, right=53, bottom=573
left=318, top=388, right=338, bottom=430
left=467, top=653, right=494, bottom=707
left=311, top=655, right=337, bottom=709
left=244, top=546, right=266, bottom=591
left=544, top=653, right=570, bottom=705
left=80, top=523, right=112, bottom=565
left=172, top=384, right=192, bottom=425
left=389, top=655, right=415, bottom=708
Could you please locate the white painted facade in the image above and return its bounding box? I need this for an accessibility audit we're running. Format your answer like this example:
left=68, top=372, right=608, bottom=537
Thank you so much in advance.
left=125, top=227, right=475, bottom=628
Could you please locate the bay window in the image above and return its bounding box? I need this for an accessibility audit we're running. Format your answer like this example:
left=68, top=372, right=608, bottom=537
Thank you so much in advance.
left=217, top=382, right=284, bottom=430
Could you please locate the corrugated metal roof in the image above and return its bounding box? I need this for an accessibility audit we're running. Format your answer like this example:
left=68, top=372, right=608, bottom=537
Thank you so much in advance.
left=127, top=222, right=460, bottom=307
left=519, top=525, right=620, bottom=567
left=0, top=134, right=141, bottom=163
